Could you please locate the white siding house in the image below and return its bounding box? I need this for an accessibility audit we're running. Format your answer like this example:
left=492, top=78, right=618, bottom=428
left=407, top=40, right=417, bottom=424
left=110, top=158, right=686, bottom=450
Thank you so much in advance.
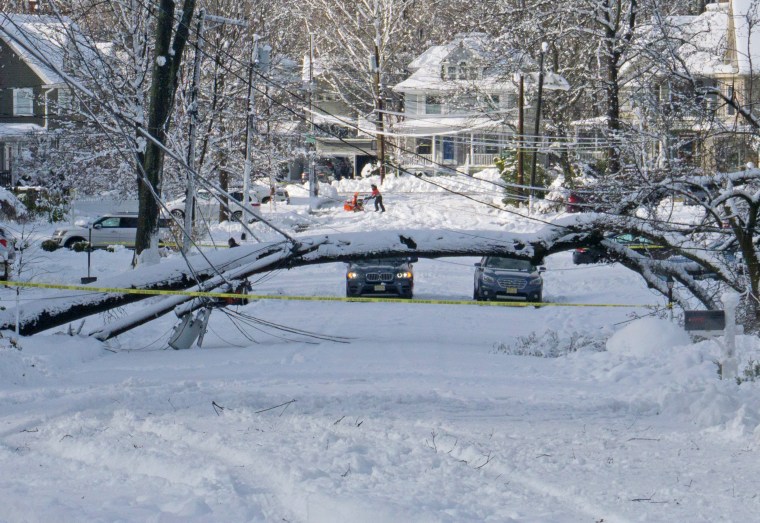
left=392, top=33, right=518, bottom=175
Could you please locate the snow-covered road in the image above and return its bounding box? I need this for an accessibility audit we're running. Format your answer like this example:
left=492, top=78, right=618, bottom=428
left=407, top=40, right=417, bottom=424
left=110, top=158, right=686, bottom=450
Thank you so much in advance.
left=2, top=173, right=760, bottom=522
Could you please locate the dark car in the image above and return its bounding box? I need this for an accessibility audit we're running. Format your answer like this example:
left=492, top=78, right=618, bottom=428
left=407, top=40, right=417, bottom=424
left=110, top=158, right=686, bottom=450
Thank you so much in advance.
left=473, top=256, right=545, bottom=302
left=573, top=233, right=670, bottom=264
left=657, top=240, right=740, bottom=281
left=346, top=257, right=417, bottom=298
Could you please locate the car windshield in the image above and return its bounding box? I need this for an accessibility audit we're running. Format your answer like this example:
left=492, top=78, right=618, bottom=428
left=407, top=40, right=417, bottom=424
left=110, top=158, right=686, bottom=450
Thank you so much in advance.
left=484, top=257, right=534, bottom=272
left=352, top=258, right=406, bottom=267
left=614, top=234, right=653, bottom=245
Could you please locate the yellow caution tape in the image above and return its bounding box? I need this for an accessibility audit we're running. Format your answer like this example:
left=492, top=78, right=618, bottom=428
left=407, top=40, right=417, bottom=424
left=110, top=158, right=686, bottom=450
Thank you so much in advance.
left=0, top=279, right=655, bottom=308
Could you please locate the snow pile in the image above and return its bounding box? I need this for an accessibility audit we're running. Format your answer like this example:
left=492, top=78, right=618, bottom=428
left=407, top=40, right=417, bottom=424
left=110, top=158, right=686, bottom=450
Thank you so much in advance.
left=567, top=317, right=760, bottom=435
left=606, top=317, right=692, bottom=358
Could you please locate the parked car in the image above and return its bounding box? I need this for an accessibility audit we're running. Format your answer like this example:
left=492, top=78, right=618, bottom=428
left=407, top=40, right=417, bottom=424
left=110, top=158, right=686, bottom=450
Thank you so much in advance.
left=657, top=240, right=740, bottom=281
left=473, top=256, right=545, bottom=302
left=572, top=233, right=670, bottom=264
left=165, top=189, right=262, bottom=222
left=250, top=183, right=290, bottom=204
left=49, top=213, right=171, bottom=250
left=0, top=226, right=16, bottom=279
left=345, top=257, right=417, bottom=298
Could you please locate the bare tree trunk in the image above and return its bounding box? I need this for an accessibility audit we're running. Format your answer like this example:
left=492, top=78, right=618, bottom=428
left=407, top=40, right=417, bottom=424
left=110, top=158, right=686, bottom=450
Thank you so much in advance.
left=601, top=0, right=636, bottom=176
left=135, top=0, right=196, bottom=261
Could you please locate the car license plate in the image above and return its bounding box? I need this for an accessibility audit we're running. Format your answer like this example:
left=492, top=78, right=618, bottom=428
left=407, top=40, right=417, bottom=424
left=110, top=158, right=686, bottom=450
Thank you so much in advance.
left=374, top=284, right=386, bottom=291
left=505, top=287, right=518, bottom=294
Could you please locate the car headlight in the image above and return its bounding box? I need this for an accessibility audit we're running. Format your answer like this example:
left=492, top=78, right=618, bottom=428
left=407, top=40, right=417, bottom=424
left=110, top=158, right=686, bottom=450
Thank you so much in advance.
left=54, top=230, right=67, bottom=237
left=347, top=271, right=360, bottom=279
left=481, top=274, right=495, bottom=284
left=396, top=271, right=412, bottom=279
left=528, top=276, right=543, bottom=286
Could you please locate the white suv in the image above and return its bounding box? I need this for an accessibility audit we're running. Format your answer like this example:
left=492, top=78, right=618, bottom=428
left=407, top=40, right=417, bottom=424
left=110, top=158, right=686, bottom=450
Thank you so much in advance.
left=165, top=189, right=263, bottom=222
left=250, top=183, right=290, bottom=204
left=50, top=213, right=171, bottom=249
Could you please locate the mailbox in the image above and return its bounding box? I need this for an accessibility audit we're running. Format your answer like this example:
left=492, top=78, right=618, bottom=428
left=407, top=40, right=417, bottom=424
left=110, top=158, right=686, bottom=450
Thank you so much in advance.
left=684, top=310, right=725, bottom=332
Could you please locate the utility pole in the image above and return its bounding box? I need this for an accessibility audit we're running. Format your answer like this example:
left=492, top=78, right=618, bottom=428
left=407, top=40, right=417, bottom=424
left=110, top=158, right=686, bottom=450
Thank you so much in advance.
left=242, top=35, right=259, bottom=214
left=371, top=2, right=386, bottom=184
left=257, top=44, right=274, bottom=210
left=183, top=9, right=205, bottom=254
left=529, top=42, right=549, bottom=214
left=308, top=34, right=318, bottom=210
left=516, top=72, right=524, bottom=202
left=183, top=12, right=247, bottom=251
left=372, top=38, right=386, bottom=184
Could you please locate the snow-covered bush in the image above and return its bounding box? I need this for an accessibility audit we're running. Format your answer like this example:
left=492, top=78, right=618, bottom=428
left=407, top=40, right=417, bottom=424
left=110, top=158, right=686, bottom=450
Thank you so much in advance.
left=492, top=329, right=607, bottom=358
left=0, top=188, right=27, bottom=221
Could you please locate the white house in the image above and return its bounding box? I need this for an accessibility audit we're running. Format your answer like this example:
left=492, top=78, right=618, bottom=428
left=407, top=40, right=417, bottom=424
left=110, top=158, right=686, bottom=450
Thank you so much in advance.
left=392, top=33, right=519, bottom=174
left=617, top=0, right=760, bottom=172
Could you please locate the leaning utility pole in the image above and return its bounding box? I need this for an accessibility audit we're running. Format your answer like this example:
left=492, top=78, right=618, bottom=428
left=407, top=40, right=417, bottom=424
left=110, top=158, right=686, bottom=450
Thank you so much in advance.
left=182, top=13, right=248, bottom=249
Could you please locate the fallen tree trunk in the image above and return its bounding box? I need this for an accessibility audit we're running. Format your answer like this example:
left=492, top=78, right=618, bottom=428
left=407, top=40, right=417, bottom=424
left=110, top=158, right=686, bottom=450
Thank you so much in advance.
left=2, top=227, right=586, bottom=337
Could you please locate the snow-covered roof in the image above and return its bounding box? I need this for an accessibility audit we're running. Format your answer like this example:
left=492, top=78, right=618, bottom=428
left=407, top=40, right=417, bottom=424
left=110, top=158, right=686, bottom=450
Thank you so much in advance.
left=0, top=122, right=45, bottom=138
left=0, top=14, right=80, bottom=85
left=642, top=1, right=760, bottom=77
left=666, top=4, right=732, bottom=76
left=394, top=33, right=516, bottom=94
left=393, top=114, right=508, bottom=135
left=730, top=0, right=760, bottom=75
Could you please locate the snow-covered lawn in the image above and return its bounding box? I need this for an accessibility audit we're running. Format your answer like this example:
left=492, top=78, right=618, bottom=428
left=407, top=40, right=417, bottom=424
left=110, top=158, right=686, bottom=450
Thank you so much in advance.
left=2, top=173, right=760, bottom=522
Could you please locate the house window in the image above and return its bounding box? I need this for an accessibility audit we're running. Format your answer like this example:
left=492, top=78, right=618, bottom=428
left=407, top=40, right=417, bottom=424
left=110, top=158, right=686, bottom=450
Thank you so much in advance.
left=447, top=65, right=457, bottom=80
left=484, top=134, right=500, bottom=155
left=425, top=95, right=442, bottom=114
left=727, top=85, right=736, bottom=115
left=458, top=62, right=467, bottom=80
left=58, top=88, right=72, bottom=114
left=13, top=88, right=34, bottom=116
left=416, top=138, right=432, bottom=155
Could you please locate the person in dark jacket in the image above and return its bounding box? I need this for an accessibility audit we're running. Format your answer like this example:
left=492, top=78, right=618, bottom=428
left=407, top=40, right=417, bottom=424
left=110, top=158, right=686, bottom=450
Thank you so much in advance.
left=369, top=184, right=385, bottom=212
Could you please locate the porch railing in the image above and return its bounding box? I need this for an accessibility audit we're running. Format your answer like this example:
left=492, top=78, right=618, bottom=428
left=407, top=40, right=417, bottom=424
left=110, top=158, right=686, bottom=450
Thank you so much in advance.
left=399, top=153, right=434, bottom=167
left=466, top=153, right=499, bottom=167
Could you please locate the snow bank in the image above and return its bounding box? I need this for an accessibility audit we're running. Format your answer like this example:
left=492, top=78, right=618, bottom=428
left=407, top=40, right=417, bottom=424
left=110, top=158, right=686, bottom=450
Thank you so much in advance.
left=2, top=334, right=106, bottom=385
left=574, top=318, right=760, bottom=435
left=606, top=317, right=692, bottom=358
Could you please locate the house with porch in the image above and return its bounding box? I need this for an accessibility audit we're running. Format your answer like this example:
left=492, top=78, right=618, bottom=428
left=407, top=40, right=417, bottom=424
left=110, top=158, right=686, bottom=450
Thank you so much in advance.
left=0, top=14, right=80, bottom=187
left=392, top=33, right=520, bottom=175
left=615, top=0, right=760, bottom=173
left=300, top=54, right=377, bottom=180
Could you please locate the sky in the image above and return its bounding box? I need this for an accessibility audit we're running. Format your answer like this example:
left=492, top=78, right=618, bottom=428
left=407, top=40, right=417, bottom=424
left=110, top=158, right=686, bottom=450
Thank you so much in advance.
left=2, top=171, right=760, bottom=522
